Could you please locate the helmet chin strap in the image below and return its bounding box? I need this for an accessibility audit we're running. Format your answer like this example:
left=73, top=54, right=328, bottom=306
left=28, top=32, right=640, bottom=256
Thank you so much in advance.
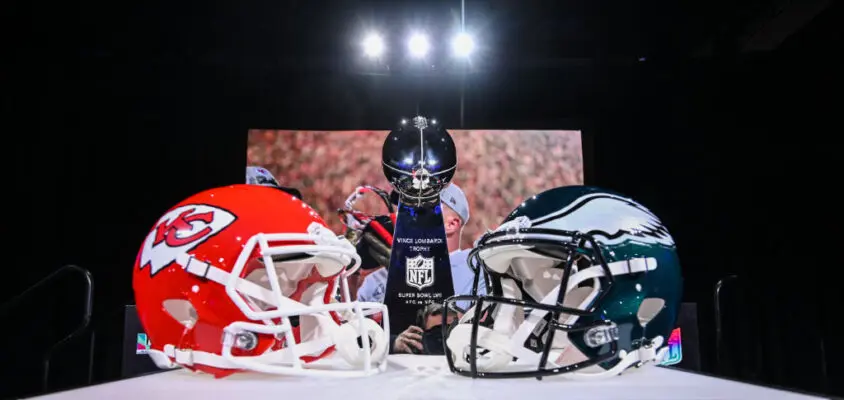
left=447, top=278, right=523, bottom=372
left=447, top=324, right=514, bottom=371
left=330, top=317, right=389, bottom=367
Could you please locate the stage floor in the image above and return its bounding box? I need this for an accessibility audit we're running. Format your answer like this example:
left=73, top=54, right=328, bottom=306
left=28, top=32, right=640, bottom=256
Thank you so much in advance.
left=29, top=355, right=822, bottom=400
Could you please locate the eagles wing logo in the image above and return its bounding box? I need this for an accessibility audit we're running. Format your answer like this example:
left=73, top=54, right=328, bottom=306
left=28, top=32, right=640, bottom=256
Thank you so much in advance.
left=139, top=204, right=236, bottom=276
left=405, top=254, right=435, bottom=290
left=534, top=193, right=674, bottom=247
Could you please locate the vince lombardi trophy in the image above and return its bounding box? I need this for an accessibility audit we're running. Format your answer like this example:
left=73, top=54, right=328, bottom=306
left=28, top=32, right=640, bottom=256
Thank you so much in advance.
left=381, top=116, right=457, bottom=340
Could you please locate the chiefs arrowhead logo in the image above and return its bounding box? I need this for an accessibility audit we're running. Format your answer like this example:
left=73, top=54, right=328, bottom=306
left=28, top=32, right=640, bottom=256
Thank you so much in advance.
left=139, top=204, right=237, bottom=276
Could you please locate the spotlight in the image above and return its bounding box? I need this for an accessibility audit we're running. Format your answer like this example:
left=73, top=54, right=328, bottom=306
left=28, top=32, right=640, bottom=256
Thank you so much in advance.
left=362, top=33, right=384, bottom=58
left=452, top=32, right=474, bottom=57
left=408, top=34, right=430, bottom=58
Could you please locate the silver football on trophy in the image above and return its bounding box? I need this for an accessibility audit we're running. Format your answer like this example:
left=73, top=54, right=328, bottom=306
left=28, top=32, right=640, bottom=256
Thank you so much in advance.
left=382, top=116, right=457, bottom=204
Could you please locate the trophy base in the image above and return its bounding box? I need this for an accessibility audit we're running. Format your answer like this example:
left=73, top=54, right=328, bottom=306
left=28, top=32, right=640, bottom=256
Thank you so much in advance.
left=383, top=199, right=455, bottom=338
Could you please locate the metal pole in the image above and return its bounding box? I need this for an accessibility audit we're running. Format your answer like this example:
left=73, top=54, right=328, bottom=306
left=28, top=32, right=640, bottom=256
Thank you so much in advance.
left=460, top=75, right=465, bottom=128
left=459, top=0, right=466, bottom=128
left=714, top=274, right=738, bottom=374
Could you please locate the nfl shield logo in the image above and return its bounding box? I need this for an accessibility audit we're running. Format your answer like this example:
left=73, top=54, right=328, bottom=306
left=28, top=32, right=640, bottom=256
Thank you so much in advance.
left=405, top=254, right=435, bottom=290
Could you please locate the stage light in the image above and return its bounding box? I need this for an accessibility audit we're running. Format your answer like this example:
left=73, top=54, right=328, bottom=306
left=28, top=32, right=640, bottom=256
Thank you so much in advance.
left=362, top=33, right=384, bottom=58
left=408, top=34, right=430, bottom=58
left=452, top=32, right=474, bottom=57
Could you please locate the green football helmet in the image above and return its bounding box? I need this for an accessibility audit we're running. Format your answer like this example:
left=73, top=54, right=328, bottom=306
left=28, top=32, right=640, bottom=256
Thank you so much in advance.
left=443, top=185, right=683, bottom=380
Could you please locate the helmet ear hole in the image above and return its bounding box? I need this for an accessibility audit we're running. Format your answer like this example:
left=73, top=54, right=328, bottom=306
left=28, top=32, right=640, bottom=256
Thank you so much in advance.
left=637, top=298, right=665, bottom=326
left=163, top=299, right=198, bottom=329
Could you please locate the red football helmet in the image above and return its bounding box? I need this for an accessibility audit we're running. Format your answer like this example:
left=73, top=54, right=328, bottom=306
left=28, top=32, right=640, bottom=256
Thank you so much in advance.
left=132, top=184, right=390, bottom=378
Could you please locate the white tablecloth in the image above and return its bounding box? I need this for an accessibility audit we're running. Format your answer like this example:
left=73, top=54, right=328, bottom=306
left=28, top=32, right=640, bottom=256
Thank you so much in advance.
left=29, top=355, right=822, bottom=400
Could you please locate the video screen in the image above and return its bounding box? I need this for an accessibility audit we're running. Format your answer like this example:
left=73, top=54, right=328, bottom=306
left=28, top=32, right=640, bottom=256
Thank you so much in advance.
left=246, top=129, right=583, bottom=246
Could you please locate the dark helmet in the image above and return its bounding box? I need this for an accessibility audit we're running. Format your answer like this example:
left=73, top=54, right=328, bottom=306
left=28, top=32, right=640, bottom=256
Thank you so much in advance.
left=443, top=185, right=683, bottom=380
left=381, top=117, right=456, bottom=205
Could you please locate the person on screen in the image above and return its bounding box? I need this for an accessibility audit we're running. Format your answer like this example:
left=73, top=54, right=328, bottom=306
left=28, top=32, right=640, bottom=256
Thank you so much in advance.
left=355, top=183, right=487, bottom=354
left=245, top=166, right=303, bottom=200
left=408, top=302, right=460, bottom=355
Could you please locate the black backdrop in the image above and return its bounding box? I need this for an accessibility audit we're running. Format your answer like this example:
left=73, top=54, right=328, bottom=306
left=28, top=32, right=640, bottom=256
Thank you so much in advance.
left=2, top=1, right=841, bottom=398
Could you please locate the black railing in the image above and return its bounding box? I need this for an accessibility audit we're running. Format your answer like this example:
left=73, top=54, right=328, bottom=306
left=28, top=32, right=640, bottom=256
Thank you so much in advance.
left=0, top=264, right=94, bottom=393
left=713, top=274, right=738, bottom=374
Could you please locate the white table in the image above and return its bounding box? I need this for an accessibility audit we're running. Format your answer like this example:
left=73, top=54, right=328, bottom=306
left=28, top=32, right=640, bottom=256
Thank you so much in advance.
left=29, top=355, right=823, bottom=400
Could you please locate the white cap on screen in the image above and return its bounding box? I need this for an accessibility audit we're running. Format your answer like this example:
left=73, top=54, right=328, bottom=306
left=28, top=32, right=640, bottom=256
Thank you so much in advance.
left=441, top=183, right=470, bottom=224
